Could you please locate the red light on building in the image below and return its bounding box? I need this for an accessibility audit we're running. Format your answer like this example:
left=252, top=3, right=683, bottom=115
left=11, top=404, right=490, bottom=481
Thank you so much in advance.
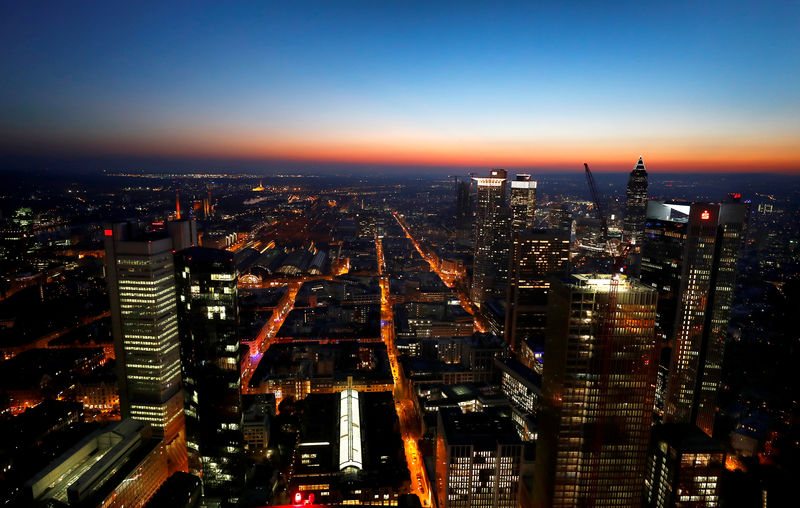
left=701, top=210, right=710, bottom=220
left=104, top=229, right=113, bottom=236
left=294, top=492, right=302, bottom=505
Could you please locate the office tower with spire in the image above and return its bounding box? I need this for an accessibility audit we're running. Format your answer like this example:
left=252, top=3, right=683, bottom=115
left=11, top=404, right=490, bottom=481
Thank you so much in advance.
left=662, top=202, right=747, bottom=436
left=532, top=274, right=659, bottom=508
left=175, top=247, right=245, bottom=505
left=510, top=174, right=537, bottom=232
left=505, top=229, right=570, bottom=352
left=470, top=169, right=509, bottom=308
left=104, top=219, right=197, bottom=474
left=624, top=156, right=648, bottom=245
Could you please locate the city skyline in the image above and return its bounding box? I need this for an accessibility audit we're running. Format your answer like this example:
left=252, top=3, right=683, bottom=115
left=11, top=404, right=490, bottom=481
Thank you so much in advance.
left=1, top=1, right=799, bottom=173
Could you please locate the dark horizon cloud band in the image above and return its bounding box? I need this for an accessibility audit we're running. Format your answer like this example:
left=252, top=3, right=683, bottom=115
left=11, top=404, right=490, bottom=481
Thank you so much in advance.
left=1, top=1, right=798, bottom=173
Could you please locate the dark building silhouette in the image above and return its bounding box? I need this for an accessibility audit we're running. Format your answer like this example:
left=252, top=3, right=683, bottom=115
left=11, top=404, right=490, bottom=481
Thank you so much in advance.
left=546, top=203, right=572, bottom=233
left=175, top=247, right=245, bottom=504
left=456, top=179, right=472, bottom=228
left=643, top=423, right=724, bottom=507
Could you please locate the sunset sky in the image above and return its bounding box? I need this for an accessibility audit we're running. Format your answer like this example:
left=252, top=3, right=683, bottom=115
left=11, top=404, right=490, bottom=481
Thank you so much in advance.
left=1, top=1, right=798, bottom=173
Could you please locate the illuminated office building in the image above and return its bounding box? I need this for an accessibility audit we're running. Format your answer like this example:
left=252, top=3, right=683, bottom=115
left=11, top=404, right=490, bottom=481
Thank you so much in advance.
left=470, top=169, right=509, bottom=308
left=643, top=423, right=724, bottom=507
left=104, top=220, right=197, bottom=473
left=510, top=174, right=537, bottom=232
left=532, top=274, right=658, bottom=507
left=505, top=229, right=570, bottom=351
left=661, top=202, right=747, bottom=436
left=624, top=156, right=649, bottom=244
left=435, top=408, right=523, bottom=508
left=175, top=247, right=244, bottom=504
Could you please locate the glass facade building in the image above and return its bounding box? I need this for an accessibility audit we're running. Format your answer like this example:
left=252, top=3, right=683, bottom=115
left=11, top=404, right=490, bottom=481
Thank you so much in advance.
left=505, top=229, right=570, bottom=351
left=175, top=247, right=245, bottom=504
left=624, top=156, right=649, bottom=245
left=510, top=174, right=537, bottom=233
left=643, top=423, right=724, bottom=507
left=533, top=274, right=659, bottom=507
left=470, top=169, right=509, bottom=308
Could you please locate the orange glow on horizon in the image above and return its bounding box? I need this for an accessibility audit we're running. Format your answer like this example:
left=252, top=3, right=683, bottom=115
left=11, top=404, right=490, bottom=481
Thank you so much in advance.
left=10, top=129, right=800, bottom=172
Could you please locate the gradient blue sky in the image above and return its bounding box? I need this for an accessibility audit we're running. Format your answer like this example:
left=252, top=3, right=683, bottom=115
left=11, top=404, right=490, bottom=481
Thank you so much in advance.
left=1, top=1, right=798, bottom=172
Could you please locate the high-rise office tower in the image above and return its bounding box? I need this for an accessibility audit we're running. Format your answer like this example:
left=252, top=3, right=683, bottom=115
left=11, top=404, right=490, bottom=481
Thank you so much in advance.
left=546, top=203, right=572, bottom=233
left=532, top=274, right=658, bottom=507
left=662, top=202, right=747, bottom=436
left=470, top=169, right=509, bottom=308
left=624, top=156, right=648, bottom=245
left=643, top=423, right=725, bottom=507
left=435, top=408, right=523, bottom=508
left=456, top=179, right=472, bottom=228
left=505, top=230, right=570, bottom=351
left=510, top=174, right=537, bottom=232
left=104, top=219, right=197, bottom=474
left=175, top=247, right=244, bottom=504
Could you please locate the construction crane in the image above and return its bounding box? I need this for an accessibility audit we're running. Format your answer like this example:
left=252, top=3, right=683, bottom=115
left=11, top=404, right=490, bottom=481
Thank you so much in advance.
left=584, top=162, right=632, bottom=271
left=584, top=163, right=609, bottom=243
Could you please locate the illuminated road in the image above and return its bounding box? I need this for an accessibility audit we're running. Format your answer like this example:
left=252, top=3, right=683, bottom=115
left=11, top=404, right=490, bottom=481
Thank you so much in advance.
left=392, top=212, right=487, bottom=333
left=241, top=281, right=302, bottom=394
left=376, top=236, right=433, bottom=508
left=0, top=310, right=112, bottom=360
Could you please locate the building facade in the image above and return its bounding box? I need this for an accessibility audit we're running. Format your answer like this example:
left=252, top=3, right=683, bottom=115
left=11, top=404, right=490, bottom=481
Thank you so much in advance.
left=174, top=247, right=245, bottom=504
left=663, top=202, right=747, bottom=436
left=510, top=174, right=537, bottom=232
left=643, top=423, right=725, bottom=507
left=533, top=274, right=659, bottom=507
left=26, top=419, right=168, bottom=508
left=435, top=408, right=523, bottom=508
left=624, top=156, right=649, bottom=245
left=505, top=229, right=570, bottom=351
left=104, top=220, right=196, bottom=473
left=470, top=169, right=509, bottom=308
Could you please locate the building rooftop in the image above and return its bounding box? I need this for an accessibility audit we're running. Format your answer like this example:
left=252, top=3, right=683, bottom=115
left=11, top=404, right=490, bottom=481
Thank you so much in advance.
left=439, top=407, right=521, bottom=449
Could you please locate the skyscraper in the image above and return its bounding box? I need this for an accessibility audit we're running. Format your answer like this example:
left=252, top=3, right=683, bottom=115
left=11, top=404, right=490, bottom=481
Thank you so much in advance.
left=546, top=203, right=572, bottom=233
left=435, top=408, right=523, bottom=508
left=175, top=247, right=245, bottom=504
left=510, top=174, right=537, bottom=232
left=663, top=202, right=747, bottom=436
left=505, top=229, right=570, bottom=351
left=532, top=274, right=658, bottom=507
left=456, top=179, right=472, bottom=229
left=470, top=169, right=509, bottom=308
left=643, top=423, right=725, bottom=508
left=104, top=219, right=197, bottom=473
left=624, top=156, right=648, bottom=245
